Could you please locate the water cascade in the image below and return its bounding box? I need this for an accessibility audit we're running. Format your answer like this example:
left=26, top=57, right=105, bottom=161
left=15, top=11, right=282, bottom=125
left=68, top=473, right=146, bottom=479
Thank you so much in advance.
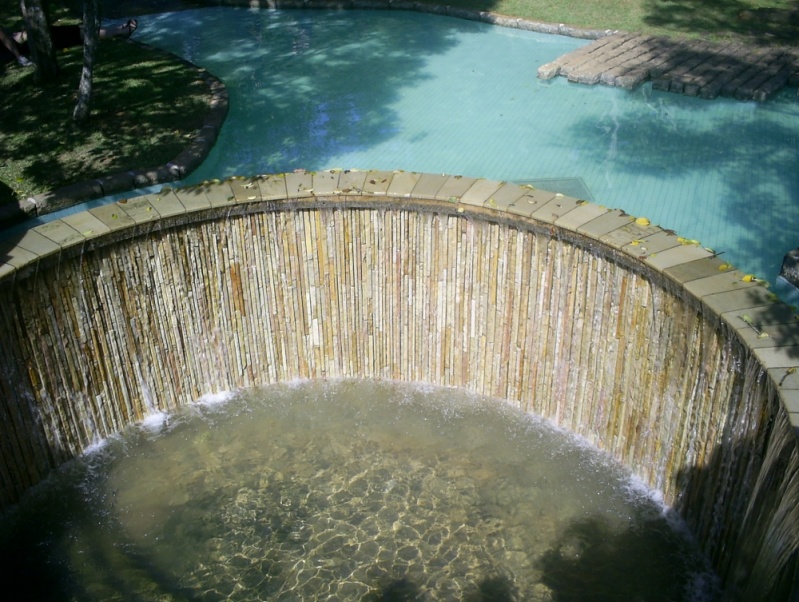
left=1, top=171, right=798, bottom=598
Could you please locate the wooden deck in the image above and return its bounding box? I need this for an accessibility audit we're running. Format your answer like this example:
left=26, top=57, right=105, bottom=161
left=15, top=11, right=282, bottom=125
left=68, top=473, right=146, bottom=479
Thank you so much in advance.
left=538, top=33, right=799, bottom=101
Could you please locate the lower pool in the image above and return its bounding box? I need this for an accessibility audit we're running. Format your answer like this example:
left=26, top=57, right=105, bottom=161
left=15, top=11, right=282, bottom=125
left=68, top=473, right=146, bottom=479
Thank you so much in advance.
left=127, top=7, right=799, bottom=282
left=0, top=380, right=718, bottom=600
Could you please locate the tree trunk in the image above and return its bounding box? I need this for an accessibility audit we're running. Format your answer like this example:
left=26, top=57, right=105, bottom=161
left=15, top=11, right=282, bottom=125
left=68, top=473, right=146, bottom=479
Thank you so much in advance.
left=73, top=0, right=99, bottom=123
left=19, top=0, right=59, bottom=81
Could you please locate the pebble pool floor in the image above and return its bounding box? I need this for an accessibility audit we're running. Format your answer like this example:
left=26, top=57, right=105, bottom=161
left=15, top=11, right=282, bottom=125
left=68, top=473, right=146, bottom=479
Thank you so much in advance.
left=125, top=7, right=799, bottom=282
left=0, top=380, right=717, bottom=600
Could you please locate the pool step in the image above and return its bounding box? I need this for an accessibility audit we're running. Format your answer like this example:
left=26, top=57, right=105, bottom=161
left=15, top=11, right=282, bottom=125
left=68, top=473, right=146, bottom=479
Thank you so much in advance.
left=538, top=33, right=799, bottom=101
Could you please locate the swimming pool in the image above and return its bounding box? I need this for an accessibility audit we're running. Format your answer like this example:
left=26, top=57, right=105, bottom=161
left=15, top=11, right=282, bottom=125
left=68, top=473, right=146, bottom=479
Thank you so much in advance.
left=134, top=8, right=799, bottom=280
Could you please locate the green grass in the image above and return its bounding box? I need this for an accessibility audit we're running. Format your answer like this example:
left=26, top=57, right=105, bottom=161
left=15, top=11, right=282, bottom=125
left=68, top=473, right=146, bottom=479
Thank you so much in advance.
left=0, top=40, right=209, bottom=204
left=0, top=1, right=209, bottom=205
left=431, top=0, right=799, bottom=43
left=1, top=0, right=797, bottom=207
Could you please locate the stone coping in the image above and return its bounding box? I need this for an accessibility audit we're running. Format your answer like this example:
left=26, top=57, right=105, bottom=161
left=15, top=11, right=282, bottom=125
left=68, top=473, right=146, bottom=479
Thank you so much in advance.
left=2, top=169, right=798, bottom=432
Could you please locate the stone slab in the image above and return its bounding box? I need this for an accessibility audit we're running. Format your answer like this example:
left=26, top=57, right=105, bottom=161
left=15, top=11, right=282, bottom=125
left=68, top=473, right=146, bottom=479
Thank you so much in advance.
left=506, top=189, right=558, bottom=218
left=257, top=174, right=289, bottom=200
left=555, top=202, right=609, bottom=230
left=576, top=209, right=635, bottom=238
left=313, top=170, right=342, bottom=196
left=485, top=183, right=528, bottom=211
left=13, top=229, right=63, bottom=259
left=461, top=179, right=503, bottom=207
left=229, top=177, right=263, bottom=203
left=338, top=170, right=368, bottom=194
left=33, top=220, right=85, bottom=247
left=89, top=203, right=138, bottom=231
left=435, top=176, right=478, bottom=202
left=285, top=171, right=315, bottom=197
left=362, top=171, right=394, bottom=195
left=621, top=230, right=681, bottom=260
left=144, top=189, right=188, bottom=219
left=387, top=171, right=422, bottom=197
left=114, top=196, right=160, bottom=224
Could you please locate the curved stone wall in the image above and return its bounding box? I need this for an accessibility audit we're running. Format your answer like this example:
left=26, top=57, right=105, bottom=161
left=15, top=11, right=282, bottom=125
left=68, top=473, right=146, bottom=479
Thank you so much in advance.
left=1, top=171, right=799, bottom=598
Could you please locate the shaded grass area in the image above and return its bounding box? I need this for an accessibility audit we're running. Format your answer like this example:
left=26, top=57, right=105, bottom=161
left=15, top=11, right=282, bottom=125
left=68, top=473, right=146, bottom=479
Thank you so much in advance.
left=0, top=3, right=209, bottom=206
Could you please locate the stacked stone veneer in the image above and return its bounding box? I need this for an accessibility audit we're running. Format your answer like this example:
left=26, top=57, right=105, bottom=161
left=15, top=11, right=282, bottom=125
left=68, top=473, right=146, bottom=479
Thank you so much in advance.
left=2, top=171, right=799, bottom=598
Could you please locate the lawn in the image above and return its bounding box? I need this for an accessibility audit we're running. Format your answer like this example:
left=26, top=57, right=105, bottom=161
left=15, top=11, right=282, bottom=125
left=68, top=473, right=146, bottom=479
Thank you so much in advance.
left=1, top=0, right=796, bottom=207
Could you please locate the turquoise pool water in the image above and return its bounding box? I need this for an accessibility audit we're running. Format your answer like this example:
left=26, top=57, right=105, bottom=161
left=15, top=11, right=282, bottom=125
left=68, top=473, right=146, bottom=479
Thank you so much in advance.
left=26, top=7, right=798, bottom=283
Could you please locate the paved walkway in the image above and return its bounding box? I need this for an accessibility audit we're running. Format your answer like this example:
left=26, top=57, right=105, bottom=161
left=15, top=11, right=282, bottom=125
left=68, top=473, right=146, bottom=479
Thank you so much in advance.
left=538, top=33, right=799, bottom=101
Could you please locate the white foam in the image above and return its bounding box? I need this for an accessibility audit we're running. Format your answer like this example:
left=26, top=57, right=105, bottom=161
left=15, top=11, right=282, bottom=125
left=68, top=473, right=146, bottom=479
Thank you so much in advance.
left=195, top=390, right=237, bottom=407
left=140, top=410, right=169, bottom=432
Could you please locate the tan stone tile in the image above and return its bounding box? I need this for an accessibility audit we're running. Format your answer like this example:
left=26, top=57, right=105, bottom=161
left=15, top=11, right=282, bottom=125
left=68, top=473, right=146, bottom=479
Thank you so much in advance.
left=434, top=175, right=477, bottom=201
left=666, top=257, right=736, bottom=284
left=338, top=170, right=368, bottom=194
left=2, top=240, right=43, bottom=268
left=411, top=173, right=448, bottom=198
left=531, top=195, right=583, bottom=224
left=752, top=344, right=799, bottom=369
left=577, top=209, right=636, bottom=237
left=621, top=230, right=681, bottom=260
left=460, top=179, right=503, bottom=207
left=723, top=303, right=799, bottom=329
left=644, top=243, right=713, bottom=271
left=555, top=202, right=608, bottom=231
left=257, top=174, right=289, bottom=200
left=733, top=320, right=799, bottom=349
left=285, top=171, right=315, bottom=197
left=702, top=286, right=779, bottom=316
left=229, top=177, right=263, bottom=203
left=362, top=171, right=394, bottom=195
left=601, top=221, right=661, bottom=250
left=771, top=367, right=799, bottom=391
left=33, top=220, right=84, bottom=247
left=484, top=183, right=527, bottom=211
left=683, top=271, right=760, bottom=299
left=199, top=181, right=237, bottom=208
left=144, top=189, right=187, bottom=218
left=89, top=204, right=137, bottom=231
left=16, top=229, right=64, bottom=259
left=506, top=189, right=558, bottom=218
left=61, top=211, right=111, bottom=240
left=313, top=170, right=342, bottom=196
left=387, top=171, right=422, bottom=197
left=114, top=196, right=159, bottom=224
left=173, top=186, right=212, bottom=213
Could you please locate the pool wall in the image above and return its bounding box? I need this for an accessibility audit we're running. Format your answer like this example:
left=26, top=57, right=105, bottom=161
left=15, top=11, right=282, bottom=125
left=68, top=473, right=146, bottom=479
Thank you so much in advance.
left=2, top=171, right=799, bottom=598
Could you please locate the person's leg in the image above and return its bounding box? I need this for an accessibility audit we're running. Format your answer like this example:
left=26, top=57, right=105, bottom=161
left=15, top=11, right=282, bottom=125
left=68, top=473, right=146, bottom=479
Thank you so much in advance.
left=0, top=25, right=31, bottom=66
left=99, top=19, right=137, bottom=40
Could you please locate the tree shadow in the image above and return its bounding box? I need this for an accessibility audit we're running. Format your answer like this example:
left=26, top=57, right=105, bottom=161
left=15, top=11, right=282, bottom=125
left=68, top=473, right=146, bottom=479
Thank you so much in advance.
left=129, top=7, right=497, bottom=182
left=536, top=513, right=708, bottom=601
left=642, top=0, right=799, bottom=44
left=551, top=87, right=799, bottom=280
